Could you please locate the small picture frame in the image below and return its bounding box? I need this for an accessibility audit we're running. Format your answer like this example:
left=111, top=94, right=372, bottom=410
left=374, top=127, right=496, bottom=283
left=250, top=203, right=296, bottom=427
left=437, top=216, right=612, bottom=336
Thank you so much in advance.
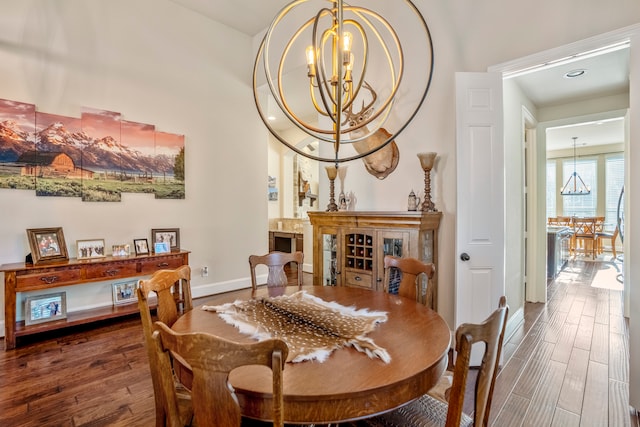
left=133, top=238, right=149, bottom=255
left=154, top=241, right=170, bottom=254
left=77, top=239, right=106, bottom=259
left=151, top=228, right=180, bottom=251
left=26, top=227, right=69, bottom=265
left=112, top=244, right=130, bottom=257
left=24, top=292, right=67, bottom=325
left=112, top=280, right=139, bottom=305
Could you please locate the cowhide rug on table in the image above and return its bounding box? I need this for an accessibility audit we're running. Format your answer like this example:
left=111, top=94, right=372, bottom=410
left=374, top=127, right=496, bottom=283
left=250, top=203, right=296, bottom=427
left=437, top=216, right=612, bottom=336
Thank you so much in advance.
left=202, top=290, right=390, bottom=364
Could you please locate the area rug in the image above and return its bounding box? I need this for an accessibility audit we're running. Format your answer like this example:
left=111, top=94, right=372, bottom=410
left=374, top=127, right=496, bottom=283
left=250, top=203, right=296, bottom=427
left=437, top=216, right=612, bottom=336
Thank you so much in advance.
left=202, top=290, right=390, bottom=364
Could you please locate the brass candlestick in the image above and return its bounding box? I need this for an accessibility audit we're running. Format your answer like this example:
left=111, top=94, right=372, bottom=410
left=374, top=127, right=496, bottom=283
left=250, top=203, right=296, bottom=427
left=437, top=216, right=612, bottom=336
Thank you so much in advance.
left=325, top=165, right=339, bottom=212
left=417, top=152, right=437, bottom=212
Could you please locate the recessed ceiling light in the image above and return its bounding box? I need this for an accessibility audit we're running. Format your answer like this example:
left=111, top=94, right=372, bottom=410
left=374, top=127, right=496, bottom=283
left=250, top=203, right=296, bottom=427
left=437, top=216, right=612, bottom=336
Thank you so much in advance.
left=564, top=69, right=586, bottom=78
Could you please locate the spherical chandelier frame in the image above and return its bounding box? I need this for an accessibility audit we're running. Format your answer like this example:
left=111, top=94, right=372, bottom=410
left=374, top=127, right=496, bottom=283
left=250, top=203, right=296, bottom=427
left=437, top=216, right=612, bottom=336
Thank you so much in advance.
left=253, top=0, right=434, bottom=164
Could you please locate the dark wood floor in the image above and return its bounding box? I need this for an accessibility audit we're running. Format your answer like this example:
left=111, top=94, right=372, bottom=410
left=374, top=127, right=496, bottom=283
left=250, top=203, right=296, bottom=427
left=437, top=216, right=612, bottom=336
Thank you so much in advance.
left=0, top=259, right=637, bottom=426
left=491, top=257, right=638, bottom=427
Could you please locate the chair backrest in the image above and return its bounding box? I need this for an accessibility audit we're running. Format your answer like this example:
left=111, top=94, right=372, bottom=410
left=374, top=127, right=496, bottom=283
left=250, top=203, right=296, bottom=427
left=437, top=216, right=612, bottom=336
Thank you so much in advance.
left=249, top=251, right=303, bottom=292
left=138, top=265, right=192, bottom=328
left=152, top=321, right=289, bottom=427
left=573, top=217, right=597, bottom=236
left=383, top=255, right=435, bottom=307
left=445, top=296, right=508, bottom=427
left=137, top=265, right=192, bottom=427
left=548, top=216, right=572, bottom=226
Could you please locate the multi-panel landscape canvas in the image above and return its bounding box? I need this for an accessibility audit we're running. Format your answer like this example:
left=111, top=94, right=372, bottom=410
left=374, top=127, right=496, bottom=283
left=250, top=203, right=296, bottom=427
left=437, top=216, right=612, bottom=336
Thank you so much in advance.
left=0, top=98, right=185, bottom=202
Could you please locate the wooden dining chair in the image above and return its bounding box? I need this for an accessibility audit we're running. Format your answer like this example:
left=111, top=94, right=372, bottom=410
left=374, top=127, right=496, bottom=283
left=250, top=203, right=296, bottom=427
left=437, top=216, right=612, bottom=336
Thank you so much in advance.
left=383, top=255, right=435, bottom=309
left=137, top=265, right=194, bottom=427
left=573, top=217, right=598, bottom=259
left=249, top=251, right=304, bottom=292
left=596, top=225, right=619, bottom=258
left=548, top=216, right=572, bottom=227
left=152, top=321, right=289, bottom=427
left=358, top=296, right=508, bottom=427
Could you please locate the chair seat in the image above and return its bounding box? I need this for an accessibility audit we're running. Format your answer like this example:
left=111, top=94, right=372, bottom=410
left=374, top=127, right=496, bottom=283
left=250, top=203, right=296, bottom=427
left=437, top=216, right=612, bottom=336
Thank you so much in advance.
left=426, top=370, right=453, bottom=404
left=360, top=394, right=473, bottom=427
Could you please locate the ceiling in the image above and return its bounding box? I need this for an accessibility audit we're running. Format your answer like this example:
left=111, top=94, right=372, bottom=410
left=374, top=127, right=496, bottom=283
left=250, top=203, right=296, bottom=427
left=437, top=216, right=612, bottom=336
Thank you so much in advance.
left=510, top=46, right=629, bottom=151
left=170, top=0, right=629, bottom=152
left=169, top=0, right=289, bottom=37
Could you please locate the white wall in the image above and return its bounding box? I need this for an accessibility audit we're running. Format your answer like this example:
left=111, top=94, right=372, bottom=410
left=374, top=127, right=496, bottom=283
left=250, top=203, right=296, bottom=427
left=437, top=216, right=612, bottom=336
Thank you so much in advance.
left=502, top=79, right=537, bottom=316
left=267, top=137, right=283, bottom=219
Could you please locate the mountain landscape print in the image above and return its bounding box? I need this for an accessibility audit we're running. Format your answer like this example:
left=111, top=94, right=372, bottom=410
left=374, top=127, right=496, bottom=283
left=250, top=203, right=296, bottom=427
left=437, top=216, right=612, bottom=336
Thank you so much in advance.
left=0, top=98, right=185, bottom=201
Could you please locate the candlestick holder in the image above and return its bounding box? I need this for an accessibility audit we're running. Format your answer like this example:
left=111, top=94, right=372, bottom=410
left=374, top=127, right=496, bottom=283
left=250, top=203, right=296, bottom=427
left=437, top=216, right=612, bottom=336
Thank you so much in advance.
left=325, top=165, right=339, bottom=212
left=417, top=152, right=437, bottom=212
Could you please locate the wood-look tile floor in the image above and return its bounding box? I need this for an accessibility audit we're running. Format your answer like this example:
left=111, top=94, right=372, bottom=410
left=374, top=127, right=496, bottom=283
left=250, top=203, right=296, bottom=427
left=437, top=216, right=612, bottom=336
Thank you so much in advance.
left=490, top=257, right=639, bottom=427
left=0, top=258, right=637, bottom=426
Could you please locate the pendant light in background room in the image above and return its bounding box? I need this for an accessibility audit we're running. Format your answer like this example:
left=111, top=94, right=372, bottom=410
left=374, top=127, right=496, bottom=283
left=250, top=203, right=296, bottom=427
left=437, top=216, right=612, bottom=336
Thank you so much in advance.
left=560, top=136, right=591, bottom=195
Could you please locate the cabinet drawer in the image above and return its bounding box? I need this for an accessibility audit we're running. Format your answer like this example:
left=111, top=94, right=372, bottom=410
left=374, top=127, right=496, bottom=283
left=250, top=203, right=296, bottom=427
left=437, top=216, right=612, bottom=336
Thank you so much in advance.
left=140, top=255, right=185, bottom=274
left=344, top=270, right=373, bottom=289
left=85, top=261, right=139, bottom=280
left=16, top=267, right=83, bottom=291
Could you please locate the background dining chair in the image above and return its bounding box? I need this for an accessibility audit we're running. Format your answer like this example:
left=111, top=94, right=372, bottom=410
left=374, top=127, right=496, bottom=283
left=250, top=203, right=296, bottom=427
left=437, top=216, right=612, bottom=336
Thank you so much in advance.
left=249, top=251, right=304, bottom=292
left=152, top=321, right=289, bottom=427
left=596, top=225, right=619, bottom=259
left=573, top=218, right=598, bottom=259
left=137, top=265, right=193, bottom=427
left=383, top=255, right=435, bottom=308
left=358, top=296, right=508, bottom=427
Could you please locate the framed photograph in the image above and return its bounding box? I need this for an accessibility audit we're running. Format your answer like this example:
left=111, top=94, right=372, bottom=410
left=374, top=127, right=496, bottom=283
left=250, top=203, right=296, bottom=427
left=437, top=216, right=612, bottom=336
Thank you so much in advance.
left=112, top=280, right=139, bottom=305
left=24, top=292, right=67, bottom=325
left=112, top=244, right=130, bottom=257
left=154, top=241, right=170, bottom=254
left=26, top=227, right=69, bottom=265
left=133, top=238, right=149, bottom=255
left=151, top=228, right=180, bottom=251
left=76, top=239, right=106, bottom=259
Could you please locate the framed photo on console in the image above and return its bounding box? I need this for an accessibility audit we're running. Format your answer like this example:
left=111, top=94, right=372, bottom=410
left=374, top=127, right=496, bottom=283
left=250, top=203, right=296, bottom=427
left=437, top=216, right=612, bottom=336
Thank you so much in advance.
left=151, top=228, right=180, bottom=251
left=154, top=241, right=170, bottom=254
left=112, top=280, right=139, bottom=305
left=26, top=227, right=69, bottom=265
left=24, top=292, right=67, bottom=325
left=133, top=238, right=149, bottom=255
left=77, top=239, right=106, bottom=259
left=112, top=244, right=130, bottom=257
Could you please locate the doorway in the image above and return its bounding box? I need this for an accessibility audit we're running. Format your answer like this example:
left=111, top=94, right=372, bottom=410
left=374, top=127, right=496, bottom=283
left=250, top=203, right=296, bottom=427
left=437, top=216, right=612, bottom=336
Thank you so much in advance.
left=490, top=27, right=633, bottom=307
left=486, top=23, right=639, bottom=410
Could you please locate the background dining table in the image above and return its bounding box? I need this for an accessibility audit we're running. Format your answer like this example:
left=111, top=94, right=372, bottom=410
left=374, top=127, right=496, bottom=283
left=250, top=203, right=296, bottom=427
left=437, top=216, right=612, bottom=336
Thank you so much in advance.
left=171, top=285, right=451, bottom=424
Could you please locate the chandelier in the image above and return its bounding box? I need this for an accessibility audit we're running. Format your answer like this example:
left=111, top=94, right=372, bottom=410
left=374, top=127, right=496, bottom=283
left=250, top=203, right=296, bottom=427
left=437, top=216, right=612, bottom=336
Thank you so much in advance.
left=560, top=136, right=591, bottom=196
left=253, top=0, right=434, bottom=170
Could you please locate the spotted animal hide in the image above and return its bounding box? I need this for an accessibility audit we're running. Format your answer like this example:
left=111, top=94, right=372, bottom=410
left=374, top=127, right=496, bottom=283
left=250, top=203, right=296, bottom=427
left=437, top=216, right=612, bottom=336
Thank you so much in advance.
left=202, top=291, right=390, bottom=363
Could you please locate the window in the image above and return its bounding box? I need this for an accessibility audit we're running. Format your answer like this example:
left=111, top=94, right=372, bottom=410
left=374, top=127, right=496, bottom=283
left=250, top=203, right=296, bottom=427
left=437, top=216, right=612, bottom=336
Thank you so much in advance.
left=605, top=154, right=624, bottom=231
left=562, top=158, right=597, bottom=217
left=546, top=160, right=556, bottom=219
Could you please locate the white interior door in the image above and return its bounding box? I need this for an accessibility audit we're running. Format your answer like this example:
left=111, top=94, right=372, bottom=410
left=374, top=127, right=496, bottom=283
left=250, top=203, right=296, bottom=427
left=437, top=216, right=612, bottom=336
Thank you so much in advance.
left=455, top=72, right=506, bottom=365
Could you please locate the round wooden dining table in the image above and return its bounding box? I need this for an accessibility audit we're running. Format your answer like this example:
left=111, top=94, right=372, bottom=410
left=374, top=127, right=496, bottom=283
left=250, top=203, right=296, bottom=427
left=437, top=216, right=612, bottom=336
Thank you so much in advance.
left=171, top=285, right=451, bottom=425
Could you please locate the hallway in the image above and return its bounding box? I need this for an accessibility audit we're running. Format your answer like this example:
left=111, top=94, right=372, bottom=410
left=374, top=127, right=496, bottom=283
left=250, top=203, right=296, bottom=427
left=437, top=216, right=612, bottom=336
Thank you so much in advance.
left=490, top=258, right=637, bottom=426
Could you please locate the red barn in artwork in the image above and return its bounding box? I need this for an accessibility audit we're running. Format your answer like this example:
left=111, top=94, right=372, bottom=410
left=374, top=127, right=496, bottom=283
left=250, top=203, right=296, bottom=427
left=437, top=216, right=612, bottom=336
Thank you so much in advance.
left=17, top=151, right=94, bottom=179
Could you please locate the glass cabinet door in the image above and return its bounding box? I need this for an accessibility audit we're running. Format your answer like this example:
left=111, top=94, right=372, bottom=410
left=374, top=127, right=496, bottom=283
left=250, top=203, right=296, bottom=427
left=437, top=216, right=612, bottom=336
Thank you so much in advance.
left=377, top=230, right=410, bottom=292
left=421, top=229, right=434, bottom=263
left=322, top=233, right=338, bottom=286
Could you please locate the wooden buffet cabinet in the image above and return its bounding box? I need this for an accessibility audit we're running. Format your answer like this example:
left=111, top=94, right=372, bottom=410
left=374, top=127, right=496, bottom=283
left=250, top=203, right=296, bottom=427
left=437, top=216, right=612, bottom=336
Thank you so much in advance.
left=1, top=250, right=190, bottom=350
left=308, top=211, right=441, bottom=309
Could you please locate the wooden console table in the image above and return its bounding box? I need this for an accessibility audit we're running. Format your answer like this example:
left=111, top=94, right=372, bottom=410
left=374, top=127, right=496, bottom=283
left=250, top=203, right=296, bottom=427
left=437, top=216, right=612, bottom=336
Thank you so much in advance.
left=1, top=250, right=190, bottom=350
